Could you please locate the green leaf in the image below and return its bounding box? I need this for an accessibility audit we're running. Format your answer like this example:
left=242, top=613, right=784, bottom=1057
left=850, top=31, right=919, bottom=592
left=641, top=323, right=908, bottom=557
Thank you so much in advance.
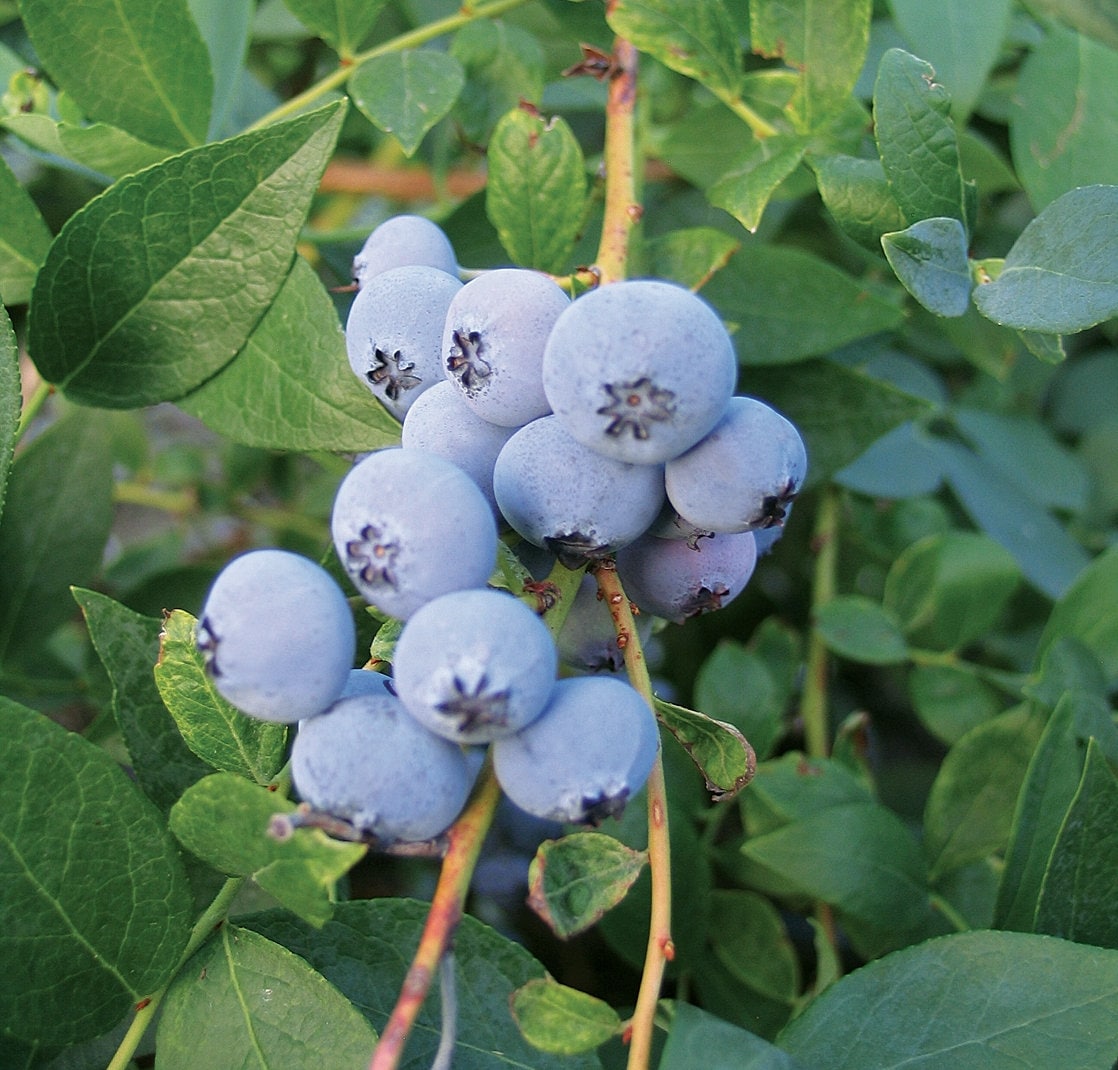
left=707, top=135, right=810, bottom=233
left=661, top=1001, right=804, bottom=1070
left=1, top=112, right=172, bottom=180
left=1036, top=543, right=1118, bottom=682
left=750, top=0, right=872, bottom=132
left=810, top=154, right=908, bottom=251
left=813, top=595, right=909, bottom=665
left=74, top=588, right=211, bottom=813
left=188, top=0, right=253, bottom=138
left=608, top=0, right=743, bottom=100
left=0, top=305, right=17, bottom=528
left=526, top=831, right=647, bottom=939
left=996, top=690, right=1118, bottom=932
left=177, top=257, right=401, bottom=451
left=923, top=705, right=1045, bottom=882
left=281, top=0, right=390, bottom=56
left=486, top=106, right=587, bottom=274
left=450, top=20, right=545, bottom=146
left=881, top=217, right=972, bottom=317
left=0, top=696, right=192, bottom=1047
left=0, top=154, right=52, bottom=306
left=742, top=752, right=873, bottom=839
left=28, top=100, right=347, bottom=408
left=873, top=48, right=969, bottom=227
left=645, top=227, right=740, bottom=291
left=1023, top=0, right=1118, bottom=51
left=655, top=697, right=756, bottom=802
left=972, top=184, right=1118, bottom=334
left=907, top=664, right=1002, bottom=745
left=708, top=890, right=800, bottom=1003
left=349, top=50, right=465, bottom=157
left=1034, top=738, right=1118, bottom=948
left=19, top=0, right=213, bottom=150
left=888, top=0, right=1013, bottom=120
left=778, top=929, right=1118, bottom=1069
left=1011, top=26, right=1118, bottom=211
left=510, top=977, right=622, bottom=1055
left=156, top=924, right=377, bottom=1068
left=154, top=609, right=288, bottom=784
left=703, top=246, right=904, bottom=366
left=170, top=773, right=365, bottom=927
left=930, top=437, right=1091, bottom=600
left=0, top=408, right=114, bottom=662
left=742, top=360, right=931, bottom=483
left=242, top=898, right=603, bottom=1069
left=741, top=802, right=929, bottom=952
left=882, top=531, right=1021, bottom=651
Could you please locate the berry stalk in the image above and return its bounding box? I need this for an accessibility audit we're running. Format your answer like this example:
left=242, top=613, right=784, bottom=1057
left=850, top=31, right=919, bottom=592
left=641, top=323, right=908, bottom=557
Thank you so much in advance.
left=368, top=759, right=502, bottom=1070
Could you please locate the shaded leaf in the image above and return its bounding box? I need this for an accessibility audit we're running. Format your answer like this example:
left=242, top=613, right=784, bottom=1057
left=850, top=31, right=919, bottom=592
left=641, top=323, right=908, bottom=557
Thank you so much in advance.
left=169, top=773, right=365, bottom=927
left=1023, top=0, right=1118, bottom=51
left=882, top=217, right=972, bottom=317
left=654, top=697, right=756, bottom=801
left=0, top=154, right=52, bottom=306
left=510, top=977, right=622, bottom=1055
left=177, top=257, right=401, bottom=451
left=907, top=663, right=1002, bottom=746
left=708, top=889, right=800, bottom=1003
left=28, top=100, right=347, bottom=408
left=0, top=305, right=17, bottom=527
left=1036, top=542, right=1118, bottom=682
left=813, top=595, right=909, bottom=665
left=156, top=925, right=377, bottom=1068
left=708, top=135, right=810, bottom=233
left=0, top=697, right=192, bottom=1047
left=486, top=106, right=587, bottom=274
left=188, top=0, right=254, bottom=138
left=19, top=0, right=212, bottom=149
left=281, top=0, right=390, bottom=56
left=154, top=609, right=288, bottom=784
left=527, top=831, right=647, bottom=939
left=972, top=184, right=1118, bottom=334
left=645, top=227, right=741, bottom=291
left=661, top=1001, right=804, bottom=1070
left=779, top=930, right=1118, bottom=1069
left=349, top=50, right=465, bottom=156
left=74, top=588, right=211, bottom=813
left=0, top=408, right=114, bottom=662
left=810, top=154, right=908, bottom=251
left=742, top=752, right=874, bottom=839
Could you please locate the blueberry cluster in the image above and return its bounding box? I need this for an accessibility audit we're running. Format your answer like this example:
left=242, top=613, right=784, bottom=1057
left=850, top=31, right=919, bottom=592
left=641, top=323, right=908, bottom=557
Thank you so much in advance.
left=193, top=214, right=807, bottom=847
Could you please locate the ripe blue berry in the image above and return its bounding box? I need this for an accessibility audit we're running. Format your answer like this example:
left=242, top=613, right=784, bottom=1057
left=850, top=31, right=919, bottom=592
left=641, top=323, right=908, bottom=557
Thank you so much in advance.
left=196, top=549, right=355, bottom=722
left=338, top=667, right=395, bottom=699
left=664, top=395, right=807, bottom=533
left=400, top=380, right=517, bottom=517
left=330, top=447, right=498, bottom=620
left=351, top=214, right=458, bottom=288
left=442, top=268, right=570, bottom=427
left=345, top=265, right=462, bottom=421
left=392, top=588, right=557, bottom=744
left=492, top=415, right=665, bottom=567
left=541, top=279, right=737, bottom=464
left=291, top=692, right=473, bottom=843
left=492, top=675, right=660, bottom=824
left=615, top=529, right=758, bottom=624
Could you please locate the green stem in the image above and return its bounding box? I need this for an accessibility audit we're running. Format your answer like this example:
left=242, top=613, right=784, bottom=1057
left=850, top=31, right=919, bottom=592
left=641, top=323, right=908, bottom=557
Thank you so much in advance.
left=717, top=90, right=780, bottom=140
left=930, top=893, right=971, bottom=933
left=248, top=0, right=534, bottom=131
left=801, top=484, right=840, bottom=758
left=16, top=379, right=52, bottom=445
left=106, top=877, right=246, bottom=1070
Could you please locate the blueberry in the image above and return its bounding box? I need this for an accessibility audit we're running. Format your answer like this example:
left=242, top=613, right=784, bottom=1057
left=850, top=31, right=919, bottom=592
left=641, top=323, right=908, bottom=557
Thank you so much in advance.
left=351, top=214, right=458, bottom=288
left=442, top=268, right=570, bottom=427
left=492, top=675, right=660, bottom=824
left=196, top=549, right=355, bottom=722
left=400, top=380, right=517, bottom=517
left=291, top=691, right=474, bottom=843
left=556, top=573, right=653, bottom=673
left=345, top=265, right=462, bottom=421
left=664, top=395, right=807, bottom=533
left=615, top=529, right=758, bottom=624
left=392, top=588, right=558, bottom=744
left=337, top=667, right=395, bottom=699
left=492, top=415, right=665, bottom=567
left=541, top=279, right=738, bottom=464
left=330, top=447, right=498, bottom=620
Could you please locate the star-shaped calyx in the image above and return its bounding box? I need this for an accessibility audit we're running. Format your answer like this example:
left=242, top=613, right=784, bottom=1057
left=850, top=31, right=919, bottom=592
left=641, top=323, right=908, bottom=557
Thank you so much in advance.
left=446, top=329, right=492, bottom=392
left=597, top=377, right=676, bottom=440
left=344, top=523, right=400, bottom=588
left=366, top=347, right=422, bottom=401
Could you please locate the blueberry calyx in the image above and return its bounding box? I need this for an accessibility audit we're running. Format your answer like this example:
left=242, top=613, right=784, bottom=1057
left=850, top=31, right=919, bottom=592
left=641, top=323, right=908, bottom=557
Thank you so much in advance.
left=679, top=583, right=731, bottom=619
left=345, top=523, right=400, bottom=588
left=366, top=347, right=422, bottom=401
left=597, top=377, right=676, bottom=439
left=196, top=616, right=221, bottom=676
left=447, top=329, right=492, bottom=391
left=544, top=531, right=613, bottom=568
left=581, top=787, right=630, bottom=825
left=757, top=478, right=799, bottom=528
left=434, top=668, right=512, bottom=734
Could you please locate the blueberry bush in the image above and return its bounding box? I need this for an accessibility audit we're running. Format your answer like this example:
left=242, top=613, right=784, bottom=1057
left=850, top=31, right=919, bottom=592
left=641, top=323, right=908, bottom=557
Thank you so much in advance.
left=3, top=1, right=1118, bottom=1068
